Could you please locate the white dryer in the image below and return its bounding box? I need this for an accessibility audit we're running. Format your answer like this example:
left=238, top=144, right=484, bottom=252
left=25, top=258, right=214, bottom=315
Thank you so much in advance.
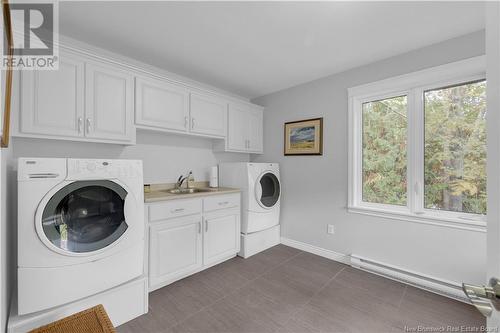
left=17, top=158, right=145, bottom=315
left=219, top=163, right=280, bottom=258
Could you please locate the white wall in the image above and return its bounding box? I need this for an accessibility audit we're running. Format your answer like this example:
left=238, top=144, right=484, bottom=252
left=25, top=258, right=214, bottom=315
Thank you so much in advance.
left=1, top=143, right=13, bottom=333
left=11, top=132, right=248, bottom=184
left=486, top=2, right=500, bottom=327
left=252, top=30, right=486, bottom=285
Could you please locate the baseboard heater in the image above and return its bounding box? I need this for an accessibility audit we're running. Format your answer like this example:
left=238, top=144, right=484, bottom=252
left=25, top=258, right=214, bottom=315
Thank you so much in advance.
left=350, top=254, right=469, bottom=303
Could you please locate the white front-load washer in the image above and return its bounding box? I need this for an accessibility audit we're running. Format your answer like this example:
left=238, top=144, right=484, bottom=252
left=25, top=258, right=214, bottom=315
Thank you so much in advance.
left=219, top=163, right=281, bottom=258
left=17, top=158, right=145, bottom=315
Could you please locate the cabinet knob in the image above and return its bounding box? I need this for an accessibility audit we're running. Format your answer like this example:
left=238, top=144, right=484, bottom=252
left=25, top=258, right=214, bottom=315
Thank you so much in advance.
left=191, top=117, right=195, bottom=129
left=184, top=116, right=189, bottom=128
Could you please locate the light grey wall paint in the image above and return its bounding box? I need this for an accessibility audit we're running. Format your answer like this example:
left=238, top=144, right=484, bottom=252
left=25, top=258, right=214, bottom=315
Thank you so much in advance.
left=252, top=30, right=487, bottom=284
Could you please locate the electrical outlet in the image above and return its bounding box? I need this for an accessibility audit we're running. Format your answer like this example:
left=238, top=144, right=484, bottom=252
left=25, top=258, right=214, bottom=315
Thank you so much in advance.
left=327, top=224, right=335, bottom=235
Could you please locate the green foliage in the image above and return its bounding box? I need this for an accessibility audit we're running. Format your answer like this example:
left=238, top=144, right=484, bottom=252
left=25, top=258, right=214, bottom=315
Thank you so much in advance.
left=424, top=80, right=486, bottom=215
left=362, top=96, right=408, bottom=206
left=361, top=81, right=487, bottom=216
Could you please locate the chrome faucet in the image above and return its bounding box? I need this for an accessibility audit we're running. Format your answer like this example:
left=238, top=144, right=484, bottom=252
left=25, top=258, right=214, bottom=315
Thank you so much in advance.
left=176, top=171, right=192, bottom=189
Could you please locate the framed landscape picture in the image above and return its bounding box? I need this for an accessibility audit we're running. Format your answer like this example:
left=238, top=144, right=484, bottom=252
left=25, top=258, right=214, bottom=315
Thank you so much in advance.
left=284, top=117, right=323, bottom=156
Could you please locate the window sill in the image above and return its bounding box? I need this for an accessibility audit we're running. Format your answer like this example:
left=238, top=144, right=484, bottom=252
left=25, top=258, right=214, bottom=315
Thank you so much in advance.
left=347, top=206, right=486, bottom=233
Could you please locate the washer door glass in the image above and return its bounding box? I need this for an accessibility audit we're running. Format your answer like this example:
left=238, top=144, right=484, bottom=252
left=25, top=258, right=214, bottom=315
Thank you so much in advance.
left=259, top=172, right=280, bottom=208
left=41, top=180, right=128, bottom=253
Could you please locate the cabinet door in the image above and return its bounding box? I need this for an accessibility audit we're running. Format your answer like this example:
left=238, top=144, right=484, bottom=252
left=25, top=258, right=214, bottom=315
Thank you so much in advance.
left=21, top=53, right=85, bottom=138
left=189, top=92, right=227, bottom=137
left=227, top=103, right=249, bottom=151
left=85, top=62, right=134, bottom=142
left=149, top=215, right=203, bottom=289
left=203, top=213, right=240, bottom=266
left=135, top=77, right=189, bottom=132
left=247, top=107, right=263, bottom=153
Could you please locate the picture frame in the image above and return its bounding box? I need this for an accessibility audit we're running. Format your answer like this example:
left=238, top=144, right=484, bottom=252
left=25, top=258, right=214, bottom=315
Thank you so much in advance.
left=1, top=0, right=13, bottom=148
left=284, top=117, right=323, bottom=156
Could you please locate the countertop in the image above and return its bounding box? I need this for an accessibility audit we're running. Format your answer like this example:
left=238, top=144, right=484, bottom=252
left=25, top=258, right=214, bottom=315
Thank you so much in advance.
left=144, top=182, right=240, bottom=203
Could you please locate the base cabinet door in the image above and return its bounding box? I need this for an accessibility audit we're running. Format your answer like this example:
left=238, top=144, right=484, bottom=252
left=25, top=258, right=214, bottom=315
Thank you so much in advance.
left=20, top=52, right=85, bottom=138
left=203, top=212, right=240, bottom=267
left=149, top=215, right=203, bottom=289
left=85, top=62, right=135, bottom=142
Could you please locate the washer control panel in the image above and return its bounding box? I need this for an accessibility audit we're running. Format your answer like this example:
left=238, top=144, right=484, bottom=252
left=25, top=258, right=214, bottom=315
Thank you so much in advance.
left=67, top=159, right=143, bottom=180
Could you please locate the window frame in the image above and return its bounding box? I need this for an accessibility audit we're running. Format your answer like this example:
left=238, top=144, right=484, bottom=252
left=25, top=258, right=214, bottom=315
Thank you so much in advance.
left=348, top=56, right=486, bottom=231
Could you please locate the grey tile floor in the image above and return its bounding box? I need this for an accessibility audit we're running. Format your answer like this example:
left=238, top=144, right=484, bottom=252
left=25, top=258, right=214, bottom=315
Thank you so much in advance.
left=118, top=245, right=484, bottom=333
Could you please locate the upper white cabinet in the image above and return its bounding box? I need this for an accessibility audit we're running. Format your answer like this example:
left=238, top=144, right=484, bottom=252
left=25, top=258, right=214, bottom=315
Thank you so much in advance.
left=20, top=53, right=85, bottom=138
left=247, top=107, right=264, bottom=153
left=16, top=43, right=263, bottom=150
left=135, top=76, right=227, bottom=139
left=17, top=51, right=135, bottom=144
left=85, top=62, right=134, bottom=142
left=135, top=76, right=189, bottom=132
left=224, top=102, right=264, bottom=153
left=189, top=92, right=226, bottom=137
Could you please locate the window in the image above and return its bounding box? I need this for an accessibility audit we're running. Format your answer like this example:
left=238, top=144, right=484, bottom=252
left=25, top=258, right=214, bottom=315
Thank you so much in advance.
left=348, top=56, right=486, bottom=229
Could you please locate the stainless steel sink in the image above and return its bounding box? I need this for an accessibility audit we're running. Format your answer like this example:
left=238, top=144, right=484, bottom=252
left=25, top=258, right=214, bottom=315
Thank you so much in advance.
left=167, top=188, right=213, bottom=195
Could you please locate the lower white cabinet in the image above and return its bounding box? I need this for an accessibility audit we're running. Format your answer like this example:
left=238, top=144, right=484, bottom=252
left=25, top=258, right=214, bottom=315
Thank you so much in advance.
left=149, top=214, right=203, bottom=289
left=147, top=193, right=241, bottom=291
left=204, top=209, right=240, bottom=267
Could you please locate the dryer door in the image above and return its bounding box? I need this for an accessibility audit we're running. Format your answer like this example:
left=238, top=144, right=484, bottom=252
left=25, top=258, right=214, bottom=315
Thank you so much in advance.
left=255, top=172, right=281, bottom=209
left=39, top=180, right=129, bottom=254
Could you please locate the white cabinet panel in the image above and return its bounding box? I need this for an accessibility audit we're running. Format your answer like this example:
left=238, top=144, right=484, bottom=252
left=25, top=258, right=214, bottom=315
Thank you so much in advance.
left=189, top=92, right=227, bottom=137
left=135, top=77, right=189, bottom=132
left=203, top=213, right=240, bottom=267
left=204, top=193, right=240, bottom=212
left=21, top=54, right=84, bottom=138
left=149, top=215, right=202, bottom=289
left=227, top=103, right=249, bottom=151
left=85, top=62, right=134, bottom=142
left=226, top=102, right=263, bottom=153
left=247, top=107, right=263, bottom=153
left=148, top=198, right=202, bottom=222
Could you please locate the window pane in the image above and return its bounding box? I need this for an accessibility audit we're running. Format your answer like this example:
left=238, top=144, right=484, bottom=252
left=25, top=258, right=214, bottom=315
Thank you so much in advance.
left=424, top=80, right=487, bottom=215
left=362, top=96, right=408, bottom=205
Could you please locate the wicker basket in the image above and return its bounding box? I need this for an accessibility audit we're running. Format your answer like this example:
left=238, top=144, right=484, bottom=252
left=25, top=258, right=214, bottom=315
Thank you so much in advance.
left=29, top=304, right=116, bottom=333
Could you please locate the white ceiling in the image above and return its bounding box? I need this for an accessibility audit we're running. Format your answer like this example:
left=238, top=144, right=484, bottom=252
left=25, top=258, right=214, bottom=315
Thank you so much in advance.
left=59, top=1, right=485, bottom=99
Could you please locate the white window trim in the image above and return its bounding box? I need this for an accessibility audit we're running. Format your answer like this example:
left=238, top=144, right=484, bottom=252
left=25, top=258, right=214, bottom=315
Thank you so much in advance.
left=348, top=56, right=487, bottom=232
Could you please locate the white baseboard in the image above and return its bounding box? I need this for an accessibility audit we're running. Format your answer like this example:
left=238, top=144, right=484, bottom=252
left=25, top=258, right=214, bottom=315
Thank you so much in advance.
left=280, top=237, right=350, bottom=264
left=280, top=237, right=468, bottom=304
